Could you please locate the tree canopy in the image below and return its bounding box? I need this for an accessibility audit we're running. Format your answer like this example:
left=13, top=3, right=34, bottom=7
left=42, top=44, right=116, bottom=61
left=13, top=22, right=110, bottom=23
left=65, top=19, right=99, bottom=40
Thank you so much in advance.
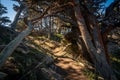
left=0, top=3, right=11, bottom=27
left=0, top=0, right=120, bottom=80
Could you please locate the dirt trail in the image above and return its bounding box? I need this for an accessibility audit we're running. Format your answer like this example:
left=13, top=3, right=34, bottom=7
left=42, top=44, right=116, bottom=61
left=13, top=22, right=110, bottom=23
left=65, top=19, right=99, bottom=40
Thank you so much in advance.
left=28, top=36, right=88, bottom=80
left=51, top=45, right=88, bottom=80
left=55, top=58, right=88, bottom=80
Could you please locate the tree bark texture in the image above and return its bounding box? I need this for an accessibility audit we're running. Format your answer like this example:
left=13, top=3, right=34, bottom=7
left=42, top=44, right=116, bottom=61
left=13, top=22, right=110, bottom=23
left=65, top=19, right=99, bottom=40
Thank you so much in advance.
left=80, top=7, right=110, bottom=63
left=73, top=0, right=116, bottom=80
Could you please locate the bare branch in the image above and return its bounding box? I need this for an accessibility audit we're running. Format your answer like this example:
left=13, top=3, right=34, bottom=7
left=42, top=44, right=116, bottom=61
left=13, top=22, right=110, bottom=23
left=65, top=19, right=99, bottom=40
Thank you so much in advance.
left=31, top=6, right=51, bottom=23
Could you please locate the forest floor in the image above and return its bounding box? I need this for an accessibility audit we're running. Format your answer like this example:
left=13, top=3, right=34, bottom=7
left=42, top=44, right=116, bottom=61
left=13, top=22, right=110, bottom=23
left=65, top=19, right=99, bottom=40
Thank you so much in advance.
left=52, top=46, right=88, bottom=80
left=0, top=30, right=120, bottom=80
left=55, top=58, right=87, bottom=80
left=26, top=36, right=88, bottom=80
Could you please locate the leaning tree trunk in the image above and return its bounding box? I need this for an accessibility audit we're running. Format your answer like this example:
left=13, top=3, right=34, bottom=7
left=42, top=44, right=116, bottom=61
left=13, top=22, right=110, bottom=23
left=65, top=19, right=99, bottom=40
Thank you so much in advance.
left=11, top=4, right=24, bottom=30
left=0, top=21, right=33, bottom=68
left=73, top=0, right=117, bottom=80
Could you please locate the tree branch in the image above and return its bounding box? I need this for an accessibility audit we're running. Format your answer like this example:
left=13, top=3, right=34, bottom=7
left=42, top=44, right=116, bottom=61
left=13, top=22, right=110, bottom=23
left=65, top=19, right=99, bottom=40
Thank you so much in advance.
left=31, top=6, right=51, bottom=23
left=11, top=4, right=24, bottom=30
left=0, top=21, right=33, bottom=68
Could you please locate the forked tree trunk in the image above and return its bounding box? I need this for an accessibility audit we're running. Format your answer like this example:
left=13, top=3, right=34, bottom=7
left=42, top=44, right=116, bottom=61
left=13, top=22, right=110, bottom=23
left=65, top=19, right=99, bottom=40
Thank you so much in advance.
left=73, top=0, right=116, bottom=80
left=78, top=5, right=110, bottom=63
left=0, top=22, right=33, bottom=68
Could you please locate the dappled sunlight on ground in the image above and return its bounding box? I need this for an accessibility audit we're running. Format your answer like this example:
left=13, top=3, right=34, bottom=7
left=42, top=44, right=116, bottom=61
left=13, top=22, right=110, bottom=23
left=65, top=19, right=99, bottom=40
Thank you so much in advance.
left=55, top=58, right=87, bottom=80
left=26, top=36, right=88, bottom=80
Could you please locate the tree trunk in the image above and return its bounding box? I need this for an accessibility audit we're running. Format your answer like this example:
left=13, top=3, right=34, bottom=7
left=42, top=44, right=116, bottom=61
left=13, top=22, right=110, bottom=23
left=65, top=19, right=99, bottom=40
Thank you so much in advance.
left=11, top=4, right=24, bottom=30
left=81, top=9, right=110, bottom=63
left=73, top=0, right=116, bottom=80
left=0, top=21, right=33, bottom=68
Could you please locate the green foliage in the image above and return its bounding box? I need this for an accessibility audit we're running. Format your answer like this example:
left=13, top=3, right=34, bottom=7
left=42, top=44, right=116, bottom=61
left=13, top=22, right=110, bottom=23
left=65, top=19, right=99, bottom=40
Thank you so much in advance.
left=83, top=68, right=104, bottom=80
left=110, top=49, right=120, bottom=79
left=66, top=23, right=72, bottom=27
left=55, top=34, right=63, bottom=38
left=0, top=27, right=13, bottom=44
left=49, top=34, right=63, bottom=42
left=10, top=47, right=49, bottom=80
left=83, top=69, right=96, bottom=80
left=0, top=3, right=11, bottom=26
left=0, top=3, right=7, bottom=15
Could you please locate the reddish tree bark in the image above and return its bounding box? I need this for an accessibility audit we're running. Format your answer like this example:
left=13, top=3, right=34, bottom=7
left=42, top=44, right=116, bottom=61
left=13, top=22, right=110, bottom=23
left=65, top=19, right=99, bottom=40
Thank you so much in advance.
left=72, top=0, right=117, bottom=80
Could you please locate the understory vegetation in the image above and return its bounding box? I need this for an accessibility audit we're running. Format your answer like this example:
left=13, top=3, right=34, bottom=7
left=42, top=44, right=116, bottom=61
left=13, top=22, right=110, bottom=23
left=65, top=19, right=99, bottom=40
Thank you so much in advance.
left=0, top=0, right=119, bottom=80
